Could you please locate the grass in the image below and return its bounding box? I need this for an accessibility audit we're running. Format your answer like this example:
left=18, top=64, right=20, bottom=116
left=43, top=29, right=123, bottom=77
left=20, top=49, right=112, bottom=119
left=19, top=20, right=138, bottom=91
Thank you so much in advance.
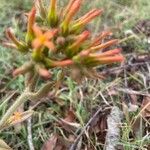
left=0, top=0, right=150, bottom=149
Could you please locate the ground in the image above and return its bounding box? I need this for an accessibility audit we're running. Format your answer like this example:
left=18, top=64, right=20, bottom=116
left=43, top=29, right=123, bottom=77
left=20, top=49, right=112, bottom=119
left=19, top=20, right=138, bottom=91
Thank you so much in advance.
left=0, top=0, right=149, bottom=150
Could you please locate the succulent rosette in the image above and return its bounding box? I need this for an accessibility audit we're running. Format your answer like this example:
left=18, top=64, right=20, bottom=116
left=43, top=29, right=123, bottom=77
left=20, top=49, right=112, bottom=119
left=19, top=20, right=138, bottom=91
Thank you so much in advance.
left=6, top=0, right=124, bottom=79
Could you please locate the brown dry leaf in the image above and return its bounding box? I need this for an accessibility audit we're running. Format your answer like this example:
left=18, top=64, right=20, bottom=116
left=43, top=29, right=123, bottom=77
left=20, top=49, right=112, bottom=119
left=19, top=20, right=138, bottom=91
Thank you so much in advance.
left=132, top=116, right=142, bottom=138
left=141, top=96, right=150, bottom=118
left=0, top=139, right=12, bottom=150
left=41, top=134, right=58, bottom=150
left=89, top=107, right=111, bottom=144
left=64, top=109, right=76, bottom=122
left=41, top=134, right=70, bottom=150
left=130, top=94, right=138, bottom=105
left=59, top=109, right=80, bottom=132
left=132, top=97, right=150, bottom=138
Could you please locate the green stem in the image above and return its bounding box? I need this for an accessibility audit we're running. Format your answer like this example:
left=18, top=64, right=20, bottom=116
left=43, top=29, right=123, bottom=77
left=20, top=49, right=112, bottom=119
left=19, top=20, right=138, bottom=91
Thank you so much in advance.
left=0, top=82, right=54, bottom=130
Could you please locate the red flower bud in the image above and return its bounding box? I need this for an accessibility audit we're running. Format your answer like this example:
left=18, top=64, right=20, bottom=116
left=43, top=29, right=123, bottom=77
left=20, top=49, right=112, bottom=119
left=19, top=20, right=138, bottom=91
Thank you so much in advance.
left=44, top=58, right=74, bottom=68
left=72, top=9, right=103, bottom=31
left=89, top=39, right=118, bottom=52
left=89, top=31, right=112, bottom=47
left=13, top=62, right=33, bottom=76
left=35, top=65, right=52, bottom=79
left=96, top=55, right=125, bottom=64
left=67, top=30, right=90, bottom=56
left=6, top=28, right=28, bottom=52
left=90, top=48, right=122, bottom=58
left=26, top=7, right=36, bottom=43
left=61, top=0, right=82, bottom=34
left=48, top=0, right=58, bottom=27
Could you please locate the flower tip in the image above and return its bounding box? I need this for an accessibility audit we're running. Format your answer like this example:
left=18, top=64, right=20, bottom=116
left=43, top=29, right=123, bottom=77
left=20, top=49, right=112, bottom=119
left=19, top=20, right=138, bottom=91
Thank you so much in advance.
left=113, top=55, right=125, bottom=62
left=38, top=67, right=52, bottom=79
left=6, top=28, right=13, bottom=39
left=31, top=6, right=36, bottom=12
left=28, top=6, right=36, bottom=26
left=95, top=9, right=103, bottom=16
left=120, top=55, right=125, bottom=61
left=13, top=68, right=23, bottom=77
left=83, top=30, right=91, bottom=37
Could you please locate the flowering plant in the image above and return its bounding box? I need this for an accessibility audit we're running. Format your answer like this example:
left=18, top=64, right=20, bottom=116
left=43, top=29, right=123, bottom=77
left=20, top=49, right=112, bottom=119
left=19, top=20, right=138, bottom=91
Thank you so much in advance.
left=0, top=0, right=124, bottom=130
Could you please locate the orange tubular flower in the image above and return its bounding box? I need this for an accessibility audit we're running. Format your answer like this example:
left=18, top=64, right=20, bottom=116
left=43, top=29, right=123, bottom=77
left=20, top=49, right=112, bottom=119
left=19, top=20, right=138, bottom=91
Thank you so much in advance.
left=89, top=49, right=122, bottom=58
left=61, top=0, right=82, bottom=33
left=89, top=39, right=118, bottom=52
left=50, top=0, right=57, bottom=12
left=6, top=0, right=125, bottom=79
left=32, top=25, right=57, bottom=50
left=52, top=59, right=74, bottom=67
left=67, top=31, right=90, bottom=56
left=72, top=9, right=103, bottom=31
left=75, top=50, right=124, bottom=66
left=44, top=58, right=74, bottom=68
left=96, top=55, right=124, bottom=64
left=26, top=7, right=36, bottom=43
left=35, top=64, right=52, bottom=79
left=48, top=0, right=58, bottom=26
left=89, top=31, right=112, bottom=47
left=63, top=0, right=75, bottom=15
left=6, top=28, right=21, bottom=47
left=6, top=28, right=28, bottom=52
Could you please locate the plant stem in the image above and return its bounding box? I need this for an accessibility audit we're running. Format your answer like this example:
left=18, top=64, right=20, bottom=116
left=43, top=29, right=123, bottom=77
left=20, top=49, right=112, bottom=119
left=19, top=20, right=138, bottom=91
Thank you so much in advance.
left=0, top=82, right=54, bottom=130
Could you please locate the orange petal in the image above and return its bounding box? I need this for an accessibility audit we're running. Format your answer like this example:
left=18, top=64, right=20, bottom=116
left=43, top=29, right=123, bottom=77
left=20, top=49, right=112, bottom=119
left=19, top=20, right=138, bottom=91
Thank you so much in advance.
left=27, top=7, right=36, bottom=33
left=33, top=25, right=43, bottom=37
left=32, top=38, right=42, bottom=49
left=90, top=39, right=118, bottom=52
left=90, top=49, right=122, bottom=58
left=69, top=30, right=90, bottom=50
left=44, top=31, right=53, bottom=39
left=63, top=0, right=81, bottom=25
left=52, top=59, right=74, bottom=67
left=6, top=28, right=21, bottom=46
left=44, top=41, right=55, bottom=50
left=44, top=29, right=58, bottom=39
left=37, top=67, right=52, bottom=79
left=73, top=9, right=103, bottom=29
left=49, top=0, right=57, bottom=11
left=89, top=31, right=112, bottom=47
left=75, top=9, right=98, bottom=22
left=97, top=55, right=125, bottom=64
left=64, top=0, right=75, bottom=15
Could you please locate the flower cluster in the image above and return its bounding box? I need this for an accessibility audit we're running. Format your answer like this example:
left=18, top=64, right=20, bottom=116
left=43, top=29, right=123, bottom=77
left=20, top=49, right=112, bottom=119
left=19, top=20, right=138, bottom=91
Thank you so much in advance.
left=6, top=0, right=124, bottom=79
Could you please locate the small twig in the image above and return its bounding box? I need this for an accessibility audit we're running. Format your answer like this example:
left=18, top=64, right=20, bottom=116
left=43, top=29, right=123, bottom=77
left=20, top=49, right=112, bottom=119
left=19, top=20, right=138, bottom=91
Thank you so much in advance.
left=105, top=106, right=123, bottom=150
left=101, top=61, right=150, bottom=76
left=116, top=88, right=150, bottom=97
left=69, top=107, right=103, bottom=150
left=27, top=117, right=35, bottom=150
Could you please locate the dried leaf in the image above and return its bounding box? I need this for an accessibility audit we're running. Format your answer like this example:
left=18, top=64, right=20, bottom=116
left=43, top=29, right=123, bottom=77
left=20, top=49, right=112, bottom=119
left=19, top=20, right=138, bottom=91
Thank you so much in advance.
left=2, top=110, right=34, bottom=130
left=141, top=96, right=150, bottom=118
left=9, top=110, right=33, bottom=125
left=58, top=109, right=80, bottom=132
left=41, top=135, right=70, bottom=150
left=64, top=109, right=76, bottom=122
left=41, top=135, right=58, bottom=150
left=59, top=118, right=80, bottom=133
left=0, top=139, right=12, bottom=150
